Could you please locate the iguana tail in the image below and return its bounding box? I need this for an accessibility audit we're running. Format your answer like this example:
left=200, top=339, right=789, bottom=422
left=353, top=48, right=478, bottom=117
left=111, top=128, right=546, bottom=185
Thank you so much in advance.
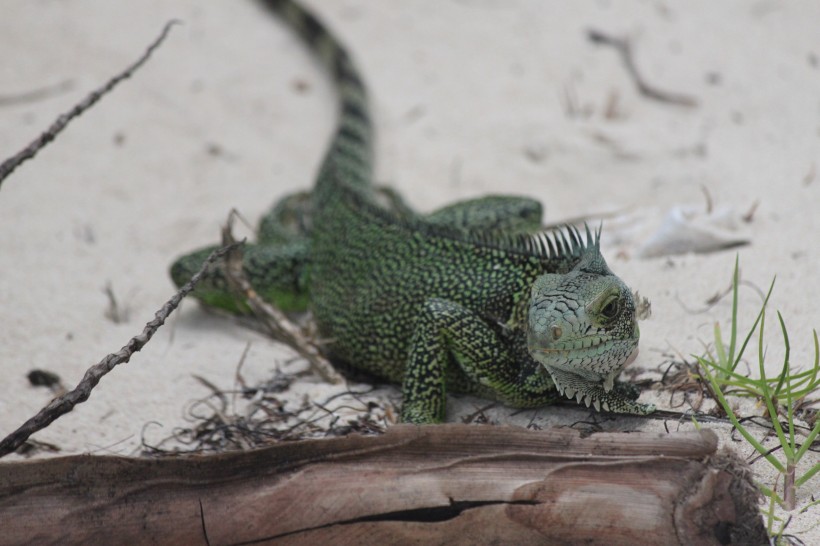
left=260, top=0, right=373, bottom=201
left=169, top=1, right=373, bottom=314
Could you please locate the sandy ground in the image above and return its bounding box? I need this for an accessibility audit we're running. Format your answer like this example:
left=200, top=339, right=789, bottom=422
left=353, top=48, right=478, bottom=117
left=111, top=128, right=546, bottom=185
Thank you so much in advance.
left=1, top=0, right=818, bottom=540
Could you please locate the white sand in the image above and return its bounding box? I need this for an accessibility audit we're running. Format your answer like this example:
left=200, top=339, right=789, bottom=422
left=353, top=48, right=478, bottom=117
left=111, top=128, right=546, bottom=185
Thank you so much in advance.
left=1, top=0, right=818, bottom=539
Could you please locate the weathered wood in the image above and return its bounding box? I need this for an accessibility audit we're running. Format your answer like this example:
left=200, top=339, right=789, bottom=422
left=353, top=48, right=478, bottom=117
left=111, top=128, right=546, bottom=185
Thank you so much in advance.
left=0, top=425, right=766, bottom=545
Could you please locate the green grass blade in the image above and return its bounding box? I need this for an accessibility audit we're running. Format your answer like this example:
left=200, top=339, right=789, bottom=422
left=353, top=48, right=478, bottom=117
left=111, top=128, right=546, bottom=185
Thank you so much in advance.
left=794, top=418, right=820, bottom=470
left=758, top=308, right=770, bottom=397
left=783, top=387, right=818, bottom=400
left=776, top=312, right=796, bottom=455
left=732, top=276, right=776, bottom=372
left=698, top=357, right=786, bottom=473
left=695, top=357, right=768, bottom=399
left=714, top=322, right=727, bottom=373
left=759, top=478, right=784, bottom=532
left=717, top=384, right=764, bottom=398
left=780, top=366, right=818, bottom=387
left=795, top=458, right=820, bottom=488
left=696, top=360, right=764, bottom=392
left=727, top=256, right=740, bottom=370
left=773, top=311, right=791, bottom=397
left=761, top=392, right=794, bottom=460
left=809, top=329, right=820, bottom=391
left=774, top=331, right=819, bottom=397
left=757, top=482, right=779, bottom=501
left=756, top=309, right=794, bottom=460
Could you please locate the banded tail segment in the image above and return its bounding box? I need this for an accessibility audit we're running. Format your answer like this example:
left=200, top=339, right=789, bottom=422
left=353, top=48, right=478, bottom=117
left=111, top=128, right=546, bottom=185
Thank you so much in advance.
left=260, top=0, right=373, bottom=197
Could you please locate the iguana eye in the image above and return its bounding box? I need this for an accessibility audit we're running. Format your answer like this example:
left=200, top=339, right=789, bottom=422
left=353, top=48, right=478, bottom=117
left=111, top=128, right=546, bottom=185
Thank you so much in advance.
left=601, top=298, right=619, bottom=319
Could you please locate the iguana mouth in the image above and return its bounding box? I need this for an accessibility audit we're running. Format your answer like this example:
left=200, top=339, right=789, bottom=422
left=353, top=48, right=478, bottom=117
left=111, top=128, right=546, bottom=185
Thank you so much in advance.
left=534, top=335, right=615, bottom=352
left=530, top=338, right=638, bottom=372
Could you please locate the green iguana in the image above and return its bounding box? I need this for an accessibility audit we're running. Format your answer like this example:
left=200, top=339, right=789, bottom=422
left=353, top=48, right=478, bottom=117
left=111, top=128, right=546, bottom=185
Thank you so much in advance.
left=171, top=0, right=655, bottom=424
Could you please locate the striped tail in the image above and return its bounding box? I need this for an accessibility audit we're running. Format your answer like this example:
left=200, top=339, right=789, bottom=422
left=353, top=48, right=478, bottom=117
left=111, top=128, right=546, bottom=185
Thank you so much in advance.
left=259, top=0, right=373, bottom=200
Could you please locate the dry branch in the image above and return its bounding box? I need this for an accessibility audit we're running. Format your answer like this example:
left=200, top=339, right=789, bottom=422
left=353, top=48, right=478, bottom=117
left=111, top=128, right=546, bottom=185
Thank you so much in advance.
left=0, top=425, right=766, bottom=545
left=220, top=219, right=342, bottom=384
left=0, top=20, right=178, bottom=189
left=0, top=242, right=241, bottom=458
left=588, top=29, right=697, bottom=108
left=0, top=80, right=74, bottom=107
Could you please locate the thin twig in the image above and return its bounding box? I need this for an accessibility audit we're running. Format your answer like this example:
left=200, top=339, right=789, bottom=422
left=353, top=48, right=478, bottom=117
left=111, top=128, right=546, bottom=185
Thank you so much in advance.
left=219, top=216, right=342, bottom=385
left=588, top=29, right=697, bottom=108
left=0, top=80, right=74, bottom=107
left=103, top=282, right=131, bottom=324
left=0, top=20, right=180, bottom=189
left=0, top=242, right=241, bottom=458
left=700, top=184, right=714, bottom=214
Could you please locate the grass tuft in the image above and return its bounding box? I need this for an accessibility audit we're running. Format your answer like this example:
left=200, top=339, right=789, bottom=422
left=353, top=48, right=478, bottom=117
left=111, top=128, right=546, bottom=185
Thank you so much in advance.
left=695, top=256, right=819, bottom=521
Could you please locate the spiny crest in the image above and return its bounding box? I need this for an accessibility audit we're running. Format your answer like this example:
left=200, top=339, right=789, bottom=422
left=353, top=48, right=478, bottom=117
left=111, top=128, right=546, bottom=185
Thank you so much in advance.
left=465, top=223, right=601, bottom=260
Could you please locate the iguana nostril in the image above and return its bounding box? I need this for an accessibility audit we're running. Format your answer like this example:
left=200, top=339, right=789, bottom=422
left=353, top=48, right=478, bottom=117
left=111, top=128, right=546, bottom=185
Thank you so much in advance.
left=551, top=325, right=563, bottom=340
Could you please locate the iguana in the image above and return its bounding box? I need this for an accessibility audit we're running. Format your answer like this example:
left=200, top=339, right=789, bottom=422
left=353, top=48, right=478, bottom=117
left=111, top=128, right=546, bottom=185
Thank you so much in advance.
left=170, top=0, right=655, bottom=424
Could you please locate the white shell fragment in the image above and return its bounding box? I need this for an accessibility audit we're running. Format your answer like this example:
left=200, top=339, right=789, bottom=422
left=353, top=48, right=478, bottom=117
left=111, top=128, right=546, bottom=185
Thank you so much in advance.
left=637, top=205, right=749, bottom=258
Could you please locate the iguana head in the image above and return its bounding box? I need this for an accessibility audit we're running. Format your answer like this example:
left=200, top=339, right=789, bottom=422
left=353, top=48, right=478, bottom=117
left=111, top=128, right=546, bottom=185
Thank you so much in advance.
left=526, top=235, right=653, bottom=414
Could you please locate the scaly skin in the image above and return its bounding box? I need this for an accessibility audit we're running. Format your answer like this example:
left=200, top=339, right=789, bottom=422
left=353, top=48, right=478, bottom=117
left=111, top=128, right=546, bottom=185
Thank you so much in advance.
left=171, top=0, right=655, bottom=423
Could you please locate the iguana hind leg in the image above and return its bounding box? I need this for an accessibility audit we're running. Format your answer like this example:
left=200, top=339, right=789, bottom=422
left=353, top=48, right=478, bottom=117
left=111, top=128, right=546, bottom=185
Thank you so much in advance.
left=172, top=190, right=315, bottom=313
left=401, top=297, right=555, bottom=424
left=170, top=241, right=310, bottom=313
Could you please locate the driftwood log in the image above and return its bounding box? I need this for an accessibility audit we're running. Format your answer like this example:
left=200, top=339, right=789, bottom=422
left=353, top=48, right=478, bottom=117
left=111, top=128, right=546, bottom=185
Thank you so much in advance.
left=0, top=424, right=765, bottom=545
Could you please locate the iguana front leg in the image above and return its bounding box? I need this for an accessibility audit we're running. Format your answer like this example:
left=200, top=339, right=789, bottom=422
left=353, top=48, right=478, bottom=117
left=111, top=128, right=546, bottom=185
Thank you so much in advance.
left=401, top=297, right=555, bottom=423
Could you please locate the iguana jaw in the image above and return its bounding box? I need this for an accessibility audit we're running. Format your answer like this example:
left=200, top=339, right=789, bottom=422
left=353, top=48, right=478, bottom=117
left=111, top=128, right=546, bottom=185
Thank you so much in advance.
left=545, top=364, right=653, bottom=414
left=529, top=340, right=640, bottom=410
